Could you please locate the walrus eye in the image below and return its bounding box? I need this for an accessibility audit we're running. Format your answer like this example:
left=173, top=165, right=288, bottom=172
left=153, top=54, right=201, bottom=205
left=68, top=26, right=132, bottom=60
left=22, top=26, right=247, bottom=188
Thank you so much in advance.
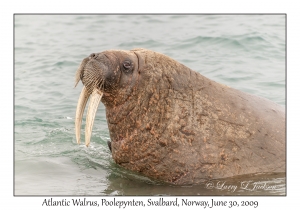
left=122, top=60, right=133, bottom=73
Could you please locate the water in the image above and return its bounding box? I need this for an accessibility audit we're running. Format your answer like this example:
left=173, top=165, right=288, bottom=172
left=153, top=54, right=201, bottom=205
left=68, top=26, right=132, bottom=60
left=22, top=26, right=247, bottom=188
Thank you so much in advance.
left=14, top=15, right=286, bottom=195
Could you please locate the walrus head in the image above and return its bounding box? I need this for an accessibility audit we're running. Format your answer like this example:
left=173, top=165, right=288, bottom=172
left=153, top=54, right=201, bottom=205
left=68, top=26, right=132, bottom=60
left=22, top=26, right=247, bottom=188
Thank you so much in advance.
left=75, top=49, right=143, bottom=146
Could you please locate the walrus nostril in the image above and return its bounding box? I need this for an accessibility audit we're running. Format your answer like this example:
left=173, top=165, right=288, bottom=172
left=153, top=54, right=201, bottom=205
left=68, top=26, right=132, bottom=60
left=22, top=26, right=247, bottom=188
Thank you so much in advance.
left=89, top=53, right=96, bottom=59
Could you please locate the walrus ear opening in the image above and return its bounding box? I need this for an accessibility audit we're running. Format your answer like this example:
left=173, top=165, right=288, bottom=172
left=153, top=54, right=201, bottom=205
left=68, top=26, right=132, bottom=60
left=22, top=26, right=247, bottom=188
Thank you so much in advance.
left=132, top=51, right=144, bottom=73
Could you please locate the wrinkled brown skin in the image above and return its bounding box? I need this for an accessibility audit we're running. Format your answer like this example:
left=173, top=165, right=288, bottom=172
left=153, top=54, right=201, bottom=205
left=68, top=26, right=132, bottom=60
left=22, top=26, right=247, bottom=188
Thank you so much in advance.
left=77, top=48, right=285, bottom=185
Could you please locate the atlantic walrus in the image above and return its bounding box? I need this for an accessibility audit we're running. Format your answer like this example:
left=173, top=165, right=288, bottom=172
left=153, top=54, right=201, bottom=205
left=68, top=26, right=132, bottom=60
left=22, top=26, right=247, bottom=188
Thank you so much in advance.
left=75, top=48, right=285, bottom=185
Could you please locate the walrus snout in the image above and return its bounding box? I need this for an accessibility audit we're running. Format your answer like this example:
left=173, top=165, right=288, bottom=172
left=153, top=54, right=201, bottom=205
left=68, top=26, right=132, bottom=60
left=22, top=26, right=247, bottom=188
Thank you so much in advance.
left=75, top=53, right=109, bottom=147
left=74, top=51, right=134, bottom=147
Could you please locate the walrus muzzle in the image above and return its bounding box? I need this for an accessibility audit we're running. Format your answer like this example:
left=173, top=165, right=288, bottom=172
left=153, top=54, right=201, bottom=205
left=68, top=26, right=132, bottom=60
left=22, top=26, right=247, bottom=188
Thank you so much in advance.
left=75, top=53, right=107, bottom=147
left=75, top=86, right=103, bottom=147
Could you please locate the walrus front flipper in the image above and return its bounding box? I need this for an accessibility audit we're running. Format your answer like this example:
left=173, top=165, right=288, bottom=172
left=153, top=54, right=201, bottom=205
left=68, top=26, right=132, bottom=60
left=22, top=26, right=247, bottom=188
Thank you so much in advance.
left=107, top=141, right=112, bottom=152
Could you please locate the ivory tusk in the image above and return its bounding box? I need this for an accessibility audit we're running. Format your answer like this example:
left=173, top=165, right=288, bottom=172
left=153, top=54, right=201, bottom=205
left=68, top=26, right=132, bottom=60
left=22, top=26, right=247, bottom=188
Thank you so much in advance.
left=75, top=86, right=89, bottom=144
left=85, top=89, right=103, bottom=147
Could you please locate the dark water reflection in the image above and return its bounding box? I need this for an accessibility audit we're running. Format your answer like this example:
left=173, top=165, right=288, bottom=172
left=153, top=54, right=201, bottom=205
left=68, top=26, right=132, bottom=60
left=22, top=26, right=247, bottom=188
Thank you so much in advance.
left=104, top=170, right=285, bottom=196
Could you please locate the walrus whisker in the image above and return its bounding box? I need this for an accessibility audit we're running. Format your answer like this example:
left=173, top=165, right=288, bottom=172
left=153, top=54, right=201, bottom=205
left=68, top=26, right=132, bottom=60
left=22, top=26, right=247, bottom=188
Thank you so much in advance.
left=75, top=57, right=90, bottom=87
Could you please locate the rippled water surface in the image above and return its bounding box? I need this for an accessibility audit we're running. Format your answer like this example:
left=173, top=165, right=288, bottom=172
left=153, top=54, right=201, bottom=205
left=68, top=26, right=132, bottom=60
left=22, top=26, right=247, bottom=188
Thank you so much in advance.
left=14, top=15, right=286, bottom=195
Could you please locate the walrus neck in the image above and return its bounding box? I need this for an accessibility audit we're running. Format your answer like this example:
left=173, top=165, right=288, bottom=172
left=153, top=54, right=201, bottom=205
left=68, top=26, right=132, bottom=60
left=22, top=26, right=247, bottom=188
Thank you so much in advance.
left=104, top=87, right=140, bottom=122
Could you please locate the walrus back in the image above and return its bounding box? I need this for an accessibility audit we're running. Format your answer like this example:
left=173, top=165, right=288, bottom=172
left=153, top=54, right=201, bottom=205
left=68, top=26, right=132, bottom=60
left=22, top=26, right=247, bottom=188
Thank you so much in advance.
left=107, top=49, right=285, bottom=185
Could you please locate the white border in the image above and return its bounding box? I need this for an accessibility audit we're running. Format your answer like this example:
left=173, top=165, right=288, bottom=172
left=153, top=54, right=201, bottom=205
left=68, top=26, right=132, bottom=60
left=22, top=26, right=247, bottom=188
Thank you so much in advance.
left=3, top=0, right=298, bottom=209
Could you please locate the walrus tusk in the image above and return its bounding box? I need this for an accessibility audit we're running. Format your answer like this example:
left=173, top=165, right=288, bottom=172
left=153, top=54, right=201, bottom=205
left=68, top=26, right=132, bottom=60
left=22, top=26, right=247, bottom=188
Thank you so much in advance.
left=75, top=86, right=89, bottom=144
left=85, top=89, right=103, bottom=147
